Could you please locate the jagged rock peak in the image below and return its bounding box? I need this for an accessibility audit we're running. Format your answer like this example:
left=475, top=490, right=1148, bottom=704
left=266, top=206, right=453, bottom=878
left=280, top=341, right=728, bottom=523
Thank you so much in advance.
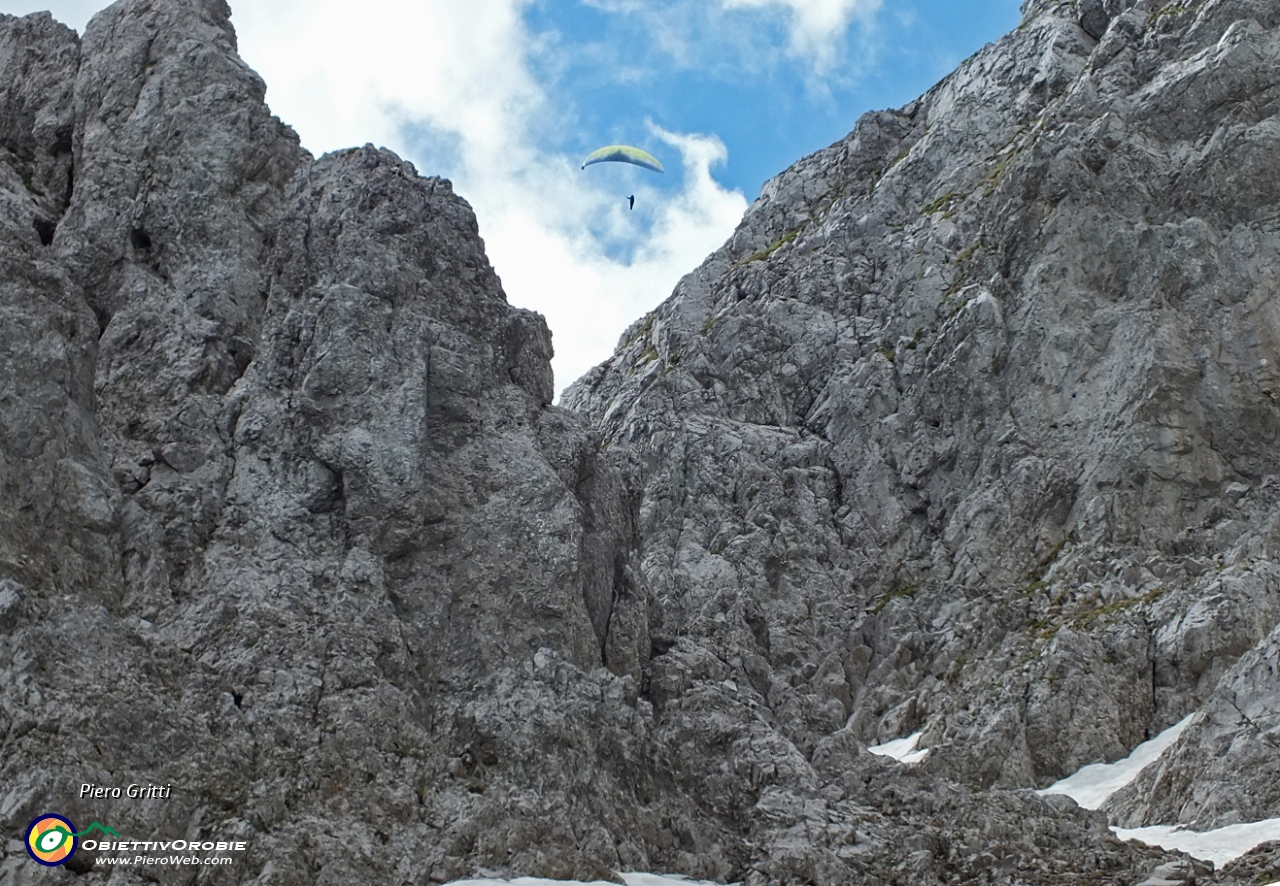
left=2, top=0, right=1279, bottom=884
left=1, top=1, right=653, bottom=882
left=566, top=0, right=1280, bottom=877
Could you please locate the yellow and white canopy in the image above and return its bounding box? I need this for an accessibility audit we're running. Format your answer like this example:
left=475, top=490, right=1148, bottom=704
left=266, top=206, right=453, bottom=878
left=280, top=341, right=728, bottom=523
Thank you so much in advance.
left=581, top=145, right=664, bottom=173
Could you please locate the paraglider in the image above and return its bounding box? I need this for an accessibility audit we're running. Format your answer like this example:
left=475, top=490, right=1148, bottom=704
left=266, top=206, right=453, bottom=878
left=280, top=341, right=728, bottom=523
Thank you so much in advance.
left=581, top=145, right=665, bottom=174
left=583, top=145, right=661, bottom=211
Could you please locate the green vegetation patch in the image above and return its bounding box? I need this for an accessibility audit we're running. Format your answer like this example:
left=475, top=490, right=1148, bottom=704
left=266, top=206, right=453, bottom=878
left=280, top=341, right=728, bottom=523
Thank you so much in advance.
left=977, top=120, right=1044, bottom=198
left=954, top=241, right=982, bottom=266
left=923, top=191, right=961, bottom=216
left=1147, top=1, right=1197, bottom=26
left=623, top=314, right=655, bottom=349
left=1026, top=539, right=1067, bottom=586
left=1031, top=587, right=1166, bottom=641
left=872, top=583, right=920, bottom=614
left=1073, top=587, right=1166, bottom=629
left=940, top=288, right=976, bottom=316
left=737, top=229, right=800, bottom=266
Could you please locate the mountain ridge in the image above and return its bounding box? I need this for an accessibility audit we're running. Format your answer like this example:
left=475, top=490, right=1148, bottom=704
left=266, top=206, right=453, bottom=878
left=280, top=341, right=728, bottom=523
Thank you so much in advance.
left=1, top=0, right=1279, bottom=884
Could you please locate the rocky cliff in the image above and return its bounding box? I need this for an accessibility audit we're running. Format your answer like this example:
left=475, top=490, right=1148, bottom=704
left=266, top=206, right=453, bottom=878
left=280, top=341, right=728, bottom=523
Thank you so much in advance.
left=570, top=0, right=1280, bottom=837
left=1, top=2, right=657, bottom=883
left=3, top=0, right=1280, bottom=884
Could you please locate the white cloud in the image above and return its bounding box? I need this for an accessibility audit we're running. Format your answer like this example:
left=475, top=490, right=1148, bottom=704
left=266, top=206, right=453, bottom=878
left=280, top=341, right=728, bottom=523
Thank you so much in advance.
left=580, top=0, right=883, bottom=78
left=488, top=122, right=746, bottom=391
left=231, top=0, right=746, bottom=394
left=231, top=1, right=543, bottom=164
left=721, top=0, right=882, bottom=72
left=2, top=0, right=748, bottom=396
left=0, top=0, right=104, bottom=31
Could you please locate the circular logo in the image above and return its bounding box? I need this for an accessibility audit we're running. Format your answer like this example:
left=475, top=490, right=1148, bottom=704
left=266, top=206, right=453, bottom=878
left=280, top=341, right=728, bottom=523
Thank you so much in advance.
left=25, top=814, right=77, bottom=866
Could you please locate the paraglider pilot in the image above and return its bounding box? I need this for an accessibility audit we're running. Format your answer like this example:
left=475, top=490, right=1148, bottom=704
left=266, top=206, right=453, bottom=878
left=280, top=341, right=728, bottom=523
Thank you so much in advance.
left=581, top=145, right=660, bottom=212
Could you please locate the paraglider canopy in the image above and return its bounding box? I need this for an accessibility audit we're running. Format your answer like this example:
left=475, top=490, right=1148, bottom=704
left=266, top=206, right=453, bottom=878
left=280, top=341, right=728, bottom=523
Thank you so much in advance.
left=581, top=145, right=664, bottom=174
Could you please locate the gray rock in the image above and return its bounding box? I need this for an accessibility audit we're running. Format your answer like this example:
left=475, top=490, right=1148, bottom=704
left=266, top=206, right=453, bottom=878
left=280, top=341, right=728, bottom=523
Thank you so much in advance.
left=1222, top=841, right=1280, bottom=884
left=0, top=2, right=657, bottom=883
left=1136, top=857, right=1214, bottom=885
left=0, top=12, right=113, bottom=606
left=2, top=0, right=1280, bottom=883
left=1078, top=0, right=1111, bottom=39
left=1109, top=620, right=1280, bottom=829
left=0, top=11, right=76, bottom=224
left=568, top=0, right=1280, bottom=874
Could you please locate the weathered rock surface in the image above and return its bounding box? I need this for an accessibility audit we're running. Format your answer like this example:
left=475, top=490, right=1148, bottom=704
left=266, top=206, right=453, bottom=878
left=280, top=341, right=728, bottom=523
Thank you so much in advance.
left=1, top=2, right=657, bottom=883
left=566, top=0, right=1280, bottom=877
left=1108, top=619, right=1280, bottom=828
left=2, top=0, right=1280, bottom=883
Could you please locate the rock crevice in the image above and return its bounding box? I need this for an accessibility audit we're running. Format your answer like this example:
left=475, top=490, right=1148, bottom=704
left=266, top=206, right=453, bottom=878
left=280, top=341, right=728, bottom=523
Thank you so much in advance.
left=4, top=0, right=1280, bottom=883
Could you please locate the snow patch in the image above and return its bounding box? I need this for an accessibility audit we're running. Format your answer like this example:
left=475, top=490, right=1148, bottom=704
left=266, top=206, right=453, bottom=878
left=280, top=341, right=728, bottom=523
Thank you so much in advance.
left=1040, top=711, right=1280, bottom=867
left=1112, top=819, right=1280, bottom=868
left=621, top=877, right=729, bottom=886
left=1038, top=714, right=1199, bottom=809
left=446, top=874, right=728, bottom=886
left=868, top=732, right=930, bottom=765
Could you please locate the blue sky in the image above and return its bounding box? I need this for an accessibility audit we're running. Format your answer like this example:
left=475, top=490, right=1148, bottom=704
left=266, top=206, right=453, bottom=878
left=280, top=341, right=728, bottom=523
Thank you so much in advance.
left=525, top=0, right=1021, bottom=206
left=3, top=0, right=1022, bottom=393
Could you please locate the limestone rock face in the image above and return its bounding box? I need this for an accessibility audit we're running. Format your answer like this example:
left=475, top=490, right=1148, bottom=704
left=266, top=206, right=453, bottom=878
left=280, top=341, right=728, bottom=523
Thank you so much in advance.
left=2, top=0, right=1279, bottom=884
left=1108, top=619, right=1280, bottom=829
left=1, top=3, right=653, bottom=884
left=566, top=0, right=1280, bottom=877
